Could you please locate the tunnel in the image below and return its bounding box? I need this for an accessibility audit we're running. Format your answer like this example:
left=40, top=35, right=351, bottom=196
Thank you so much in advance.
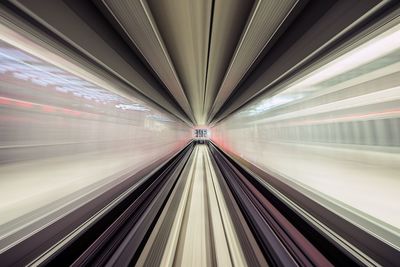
left=0, top=0, right=400, bottom=266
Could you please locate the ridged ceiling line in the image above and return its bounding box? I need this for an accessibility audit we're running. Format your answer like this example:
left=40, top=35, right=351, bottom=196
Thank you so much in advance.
left=146, top=0, right=213, bottom=125
left=202, top=0, right=255, bottom=127
left=207, top=0, right=299, bottom=123
left=7, top=0, right=192, bottom=125
left=211, top=1, right=395, bottom=126
left=100, top=0, right=195, bottom=123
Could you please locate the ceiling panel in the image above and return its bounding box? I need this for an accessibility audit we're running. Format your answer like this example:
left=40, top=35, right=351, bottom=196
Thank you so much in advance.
left=8, top=0, right=193, bottom=125
left=208, top=0, right=299, bottom=122
left=147, top=0, right=212, bottom=125
left=202, top=0, right=254, bottom=125
left=5, top=0, right=394, bottom=127
left=98, top=0, right=195, bottom=122
left=212, top=0, right=391, bottom=125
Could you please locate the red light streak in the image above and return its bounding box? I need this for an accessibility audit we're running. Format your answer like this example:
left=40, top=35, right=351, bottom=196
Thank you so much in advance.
left=0, top=96, right=82, bottom=116
left=42, top=105, right=55, bottom=113
left=13, top=99, right=33, bottom=108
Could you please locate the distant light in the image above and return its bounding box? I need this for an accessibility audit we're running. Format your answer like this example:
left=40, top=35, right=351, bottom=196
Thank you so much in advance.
left=115, top=103, right=150, bottom=111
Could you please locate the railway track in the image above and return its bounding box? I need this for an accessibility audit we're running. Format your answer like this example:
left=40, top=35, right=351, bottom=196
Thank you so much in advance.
left=3, top=142, right=398, bottom=266
left=210, top=143, right=335, bottom=266
left=138, top=145, right=250, bottom=267
left=31, top=143, right=194, bottom=266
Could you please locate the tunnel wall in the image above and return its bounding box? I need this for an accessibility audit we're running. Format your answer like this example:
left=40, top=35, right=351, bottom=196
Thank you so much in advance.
left=0, top=25, right=191, bottom=234
left=212, top=21, right=400, bottom=245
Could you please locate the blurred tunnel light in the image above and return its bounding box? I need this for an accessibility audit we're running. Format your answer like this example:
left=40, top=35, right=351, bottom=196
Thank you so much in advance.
left=0, top=21, right=191, bottom=249
left=291, top=23, right=400, bottom=91
left=212, top=19, right=400, bottom=248
left=0, top=22, right=149, bottom=107
left=246, top=23, right=400, bottom=118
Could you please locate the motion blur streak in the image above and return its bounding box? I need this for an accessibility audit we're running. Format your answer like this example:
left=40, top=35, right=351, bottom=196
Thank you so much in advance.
left=1, top=1, right=400, bottom=266
left=0, top=31, right=190, bottom=251
left=212, top=21, right=400, bottom=247
left=155, top=145, right=246, bottom=267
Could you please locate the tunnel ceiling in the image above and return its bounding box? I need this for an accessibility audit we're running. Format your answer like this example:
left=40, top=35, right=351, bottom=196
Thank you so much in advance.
left=3, top=0, right=395, bottom=125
